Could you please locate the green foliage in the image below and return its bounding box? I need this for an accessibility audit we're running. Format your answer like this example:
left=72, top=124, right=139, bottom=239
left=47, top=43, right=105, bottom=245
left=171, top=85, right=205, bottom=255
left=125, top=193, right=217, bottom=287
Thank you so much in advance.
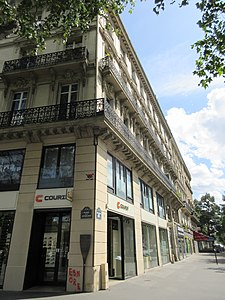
left=0, top=0, right=136, bottom=51
left=194, top=193, right=223, bottom=243
left=0, top=0, right=225, bottom=87
left=192, top=0, right=225, bottom=88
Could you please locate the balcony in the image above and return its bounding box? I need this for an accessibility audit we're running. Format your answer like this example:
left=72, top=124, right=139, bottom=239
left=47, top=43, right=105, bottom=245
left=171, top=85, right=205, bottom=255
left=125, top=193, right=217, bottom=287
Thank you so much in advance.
left=0, top=98, right=176, bottom=194
left=2, top=47, right=88, bottom=73
left=0, top=98, right=104, bottom=128
left=100, top=57, right=165, bottom=158
left=182, top=201, right=194, bottom=215
left=104, top=101, right=176, bottom=193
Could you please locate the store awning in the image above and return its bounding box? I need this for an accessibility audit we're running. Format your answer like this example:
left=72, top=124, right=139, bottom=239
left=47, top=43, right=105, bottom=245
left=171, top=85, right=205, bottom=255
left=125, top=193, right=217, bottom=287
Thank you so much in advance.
left=193, top=231, right=214, bottom=241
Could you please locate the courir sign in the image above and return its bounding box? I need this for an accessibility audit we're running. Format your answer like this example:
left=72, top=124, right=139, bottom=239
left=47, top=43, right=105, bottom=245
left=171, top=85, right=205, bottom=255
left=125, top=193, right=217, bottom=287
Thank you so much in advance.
left=34, top=188, right=73, bottom=208
left=117, top=201, right=129, bottom=211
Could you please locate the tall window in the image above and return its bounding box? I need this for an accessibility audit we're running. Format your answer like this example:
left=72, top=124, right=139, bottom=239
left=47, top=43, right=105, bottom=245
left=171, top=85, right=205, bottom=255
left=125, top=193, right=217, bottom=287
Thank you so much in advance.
left=107, top=153, right=133, bottom=203
left=0, top=149, right=25, bottom=191
left=11, top=91, right=28, bottom=125
left=157, top=193, right=166, bottom=219
left=139, top=179, right=154, bottom=213
left=12, top=91, right=27, bottom=111
left=38, top=144, right=75, bottom=189
left=60, top=84, right=78, bottom=105
left=142, top=223, right=158, bottom=269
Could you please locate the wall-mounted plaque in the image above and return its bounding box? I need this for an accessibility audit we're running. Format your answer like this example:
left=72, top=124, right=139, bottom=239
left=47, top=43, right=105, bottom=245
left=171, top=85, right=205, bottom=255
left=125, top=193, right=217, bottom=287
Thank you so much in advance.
left=96, top=207, right=102, bottom=220
left=81, top=207, right=92, bottom=219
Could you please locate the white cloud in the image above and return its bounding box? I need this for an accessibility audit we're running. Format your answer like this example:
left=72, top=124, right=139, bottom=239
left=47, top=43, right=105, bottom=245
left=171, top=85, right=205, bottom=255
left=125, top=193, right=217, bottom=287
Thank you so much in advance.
left=166, top=88, right=225, bottom=204
left=145, top=44, right=224, bottom=97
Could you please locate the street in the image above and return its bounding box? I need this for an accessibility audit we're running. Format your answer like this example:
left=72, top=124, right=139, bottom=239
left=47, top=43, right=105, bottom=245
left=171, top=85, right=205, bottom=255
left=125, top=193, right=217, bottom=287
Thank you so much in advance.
left=1, top=253, right=225, bottom=300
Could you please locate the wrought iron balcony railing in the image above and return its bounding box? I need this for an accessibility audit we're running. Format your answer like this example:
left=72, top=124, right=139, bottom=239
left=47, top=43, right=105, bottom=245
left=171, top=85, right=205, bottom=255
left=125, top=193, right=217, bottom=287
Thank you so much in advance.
left=104, top=101, right=176, bottom=192
left=100, top=56, right=165, bottom=156
left=182, top=201, right=194, bottom=214
left=0, top=98, right=104, bottom=128
left=3, top=47, right=88, bottom=73
left=0, top=98, right=175, bottom=193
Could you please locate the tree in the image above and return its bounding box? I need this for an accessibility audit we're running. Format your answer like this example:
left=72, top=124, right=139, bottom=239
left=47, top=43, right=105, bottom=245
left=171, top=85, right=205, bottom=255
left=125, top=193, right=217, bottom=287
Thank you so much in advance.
left=0, top=0, right=224, bottom=87
left=194, top=193, right=221, bottom=237
left=217, top=194, right=225, bottom=244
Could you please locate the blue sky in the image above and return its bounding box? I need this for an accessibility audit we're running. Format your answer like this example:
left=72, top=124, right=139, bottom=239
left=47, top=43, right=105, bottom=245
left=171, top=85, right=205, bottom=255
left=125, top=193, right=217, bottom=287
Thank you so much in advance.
left=121, top=1, right=225, bottom=204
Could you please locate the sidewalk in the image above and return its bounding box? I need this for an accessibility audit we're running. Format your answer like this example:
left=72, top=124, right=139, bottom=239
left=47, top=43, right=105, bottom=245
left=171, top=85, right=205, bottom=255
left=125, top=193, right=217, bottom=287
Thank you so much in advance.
left=1, top=253, right=225, bottom=300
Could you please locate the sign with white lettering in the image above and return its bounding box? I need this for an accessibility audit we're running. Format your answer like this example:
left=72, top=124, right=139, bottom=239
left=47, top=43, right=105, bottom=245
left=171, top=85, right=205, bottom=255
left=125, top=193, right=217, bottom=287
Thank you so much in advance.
left=34, top=188, right=73, bottom=208
left=81, top=207, right=92, bottom=219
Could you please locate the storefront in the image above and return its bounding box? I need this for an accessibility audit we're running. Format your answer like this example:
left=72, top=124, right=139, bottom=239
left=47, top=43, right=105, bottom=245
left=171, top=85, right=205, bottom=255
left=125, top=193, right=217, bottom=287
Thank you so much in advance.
left=107, top=211, right=136, bottom=279
left=142, top=223, right=158, bottom=269
left=159, top=228, right=170, bottom=265
left=107, top=191, right=136, bottom=280
left=24, top=188, right=73, bottom=289
left=177, top=225, right=185, bottom=260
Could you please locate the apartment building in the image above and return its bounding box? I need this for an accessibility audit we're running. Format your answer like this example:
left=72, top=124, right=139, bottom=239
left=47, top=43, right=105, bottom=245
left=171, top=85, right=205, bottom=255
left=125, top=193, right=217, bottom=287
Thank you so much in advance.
left=0, top=13, right=198, bottom=293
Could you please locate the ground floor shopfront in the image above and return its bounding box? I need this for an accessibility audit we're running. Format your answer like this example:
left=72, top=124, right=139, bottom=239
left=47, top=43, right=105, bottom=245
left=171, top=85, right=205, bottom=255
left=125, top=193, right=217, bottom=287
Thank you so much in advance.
left=0, top=202, right=172, bottom=292
left=0, top=138, right=191, bottom=293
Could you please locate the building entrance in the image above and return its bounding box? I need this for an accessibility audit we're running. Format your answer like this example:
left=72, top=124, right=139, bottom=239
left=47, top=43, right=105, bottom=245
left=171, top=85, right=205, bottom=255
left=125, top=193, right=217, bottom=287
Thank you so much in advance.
left=24, top=210, right=71, bottom=289
left=107, top=212, right=136, bottom=280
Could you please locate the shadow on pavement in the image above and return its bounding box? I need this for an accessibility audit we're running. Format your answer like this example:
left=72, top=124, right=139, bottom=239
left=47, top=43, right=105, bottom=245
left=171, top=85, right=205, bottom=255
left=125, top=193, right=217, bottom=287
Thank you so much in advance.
left=0, top=290, right=75, bottom=300
left=0, top=291, right=73, bottom=300
left=202, top=252, right=225, bottom=273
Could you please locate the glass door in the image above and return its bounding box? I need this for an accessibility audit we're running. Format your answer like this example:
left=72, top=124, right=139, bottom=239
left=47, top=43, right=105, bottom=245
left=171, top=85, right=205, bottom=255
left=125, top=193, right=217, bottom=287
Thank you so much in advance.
left=108, top=216, right=123, bottom=279
left=107, top=213, right=136, bottom=280
left=0, top=211, right=15, bottom=287
left=40, top=212, right=70, bottom=284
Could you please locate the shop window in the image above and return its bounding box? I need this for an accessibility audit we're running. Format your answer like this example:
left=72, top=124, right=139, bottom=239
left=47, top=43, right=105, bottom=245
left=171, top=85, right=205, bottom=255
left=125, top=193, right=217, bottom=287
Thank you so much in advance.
left=0, top=211, right=15, bottom=287
left=0, top=149, right=25, bottom=191
left=159, top=228, right=170, bottom=264
left=107, top=153, right=133, bottom=203
left=139, top=179, right=154, bottom=213
left=38, top=144, right=75, bottom=189
left=157, top=193, right=166, bottom=219
left=142, top=223, right=158, bottom=269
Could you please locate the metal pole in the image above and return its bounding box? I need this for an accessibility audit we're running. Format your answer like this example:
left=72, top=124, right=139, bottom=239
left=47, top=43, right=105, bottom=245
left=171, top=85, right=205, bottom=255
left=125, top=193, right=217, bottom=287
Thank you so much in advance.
left=214, top=249, right=218, bottom=264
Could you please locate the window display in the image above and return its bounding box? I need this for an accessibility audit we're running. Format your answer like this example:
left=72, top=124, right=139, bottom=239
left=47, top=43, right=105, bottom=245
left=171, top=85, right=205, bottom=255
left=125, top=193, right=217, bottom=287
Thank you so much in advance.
left=0, top=149, right=25, bottom=191
left=142, top=223, right=158, bottom=269
left=39, top=144, right=75, bottom=188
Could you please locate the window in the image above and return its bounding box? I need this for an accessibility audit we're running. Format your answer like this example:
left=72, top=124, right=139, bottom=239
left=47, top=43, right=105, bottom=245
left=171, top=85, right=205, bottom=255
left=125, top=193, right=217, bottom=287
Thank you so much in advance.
left=142, top=223, right=158, bottom=269
left=107, top=153, right=133, bottom=202
left=60, top=84, right=78, bottom=105
left=38, top=144, right=75, bottom=189
left=12, top=91, right=27, bottom=111
left=59, top=84, right=79, bottom=120
left=0, top=149, right=25, bottom=191
left=157, top=193, right=166, bottom=219
left=132, top=67, right=136, bottom=83
left=66, top=36, right=82, bottom=49
left=139, top=179, right=154, bottom=213
left=121, top=47, right=126, bottom=63
left=11, top=91, right=28, bottom=125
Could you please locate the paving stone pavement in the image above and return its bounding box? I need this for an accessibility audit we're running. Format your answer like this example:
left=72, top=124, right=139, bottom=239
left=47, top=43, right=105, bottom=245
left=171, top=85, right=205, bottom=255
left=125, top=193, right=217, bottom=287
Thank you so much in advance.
left=1, top=253, right=225, bottom=300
